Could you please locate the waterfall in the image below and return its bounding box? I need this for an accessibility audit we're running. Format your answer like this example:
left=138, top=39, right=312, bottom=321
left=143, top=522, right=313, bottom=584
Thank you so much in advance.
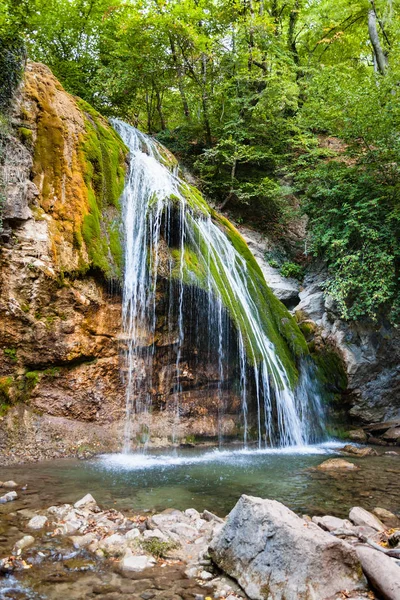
left=112, top=119, right=325, bottom=452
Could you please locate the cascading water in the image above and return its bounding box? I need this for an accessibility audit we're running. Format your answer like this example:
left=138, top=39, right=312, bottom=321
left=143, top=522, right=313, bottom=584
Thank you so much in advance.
left=113, top=119, right=325, bottom=452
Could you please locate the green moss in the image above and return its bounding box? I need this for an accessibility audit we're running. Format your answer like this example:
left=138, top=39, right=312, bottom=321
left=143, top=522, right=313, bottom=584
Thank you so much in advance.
left=25, top=371, right=40, bottom=388
left=171, top=207, right=308, bottom=388
left=17, top=126, right=33, bottom=146
left=3, top=348, right=17, bottom=362
left=76, top=98, right=128, bottom=279
left=141, top=538, right=179, bottom=558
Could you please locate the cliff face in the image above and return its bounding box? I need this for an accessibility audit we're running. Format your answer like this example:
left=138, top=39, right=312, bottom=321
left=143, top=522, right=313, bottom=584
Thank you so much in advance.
left=0, top=64, right=243, bottom=463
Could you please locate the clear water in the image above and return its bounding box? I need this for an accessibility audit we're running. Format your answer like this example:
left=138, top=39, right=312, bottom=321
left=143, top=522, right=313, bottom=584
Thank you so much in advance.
left=1, top=445, right=399, bottom=518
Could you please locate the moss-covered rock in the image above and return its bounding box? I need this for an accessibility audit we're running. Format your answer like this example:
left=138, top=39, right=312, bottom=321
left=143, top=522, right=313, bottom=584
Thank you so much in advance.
left=24, top=63, right=127, bottom=280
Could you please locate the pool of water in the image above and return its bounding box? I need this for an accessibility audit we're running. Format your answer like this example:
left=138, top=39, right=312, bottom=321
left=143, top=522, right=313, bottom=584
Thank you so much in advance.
left=1, top=442, right=399, bottom=518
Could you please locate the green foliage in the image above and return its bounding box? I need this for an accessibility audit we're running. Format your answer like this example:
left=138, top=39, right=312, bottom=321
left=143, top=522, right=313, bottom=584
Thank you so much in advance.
left=297, top=161, right=400, bottom=322
left=280, top=262, right=304, bottom=281
left=6, top=0, right=400, bottom=322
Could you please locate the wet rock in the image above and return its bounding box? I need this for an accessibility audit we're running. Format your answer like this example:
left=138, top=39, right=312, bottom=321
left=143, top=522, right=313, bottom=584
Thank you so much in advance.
left=341, top=445, right=378, bottom=457
left=312, top=515, right=352, bottom=532
left=13, top=535, right=35, bottom=552
left=316, top=458, right=358, bottom=470
left=348, top=430, right=368, bottom=443
left=384, top=451, right=399, bottom=456
left=210, top=495, right=367, bottom=600
left=1, top=480, right=18, bottom=488
left=356, top=545, right=400, bottom=600
left=185, top=508, right=201, bottom=519
left=121, top=550, right=156, bottom=572
left=27, top=515, right=48, bottom=530
left=47, top=504, right=73, bottom=519
left=70, top=532, right=98, bottom=549
left=349, top=507, right=385, bottom=532
left=74, top=493, right=98, bottom=510
left=372, top=507, right=400, bottom=528
left=0, top=491, right=18, bottom=503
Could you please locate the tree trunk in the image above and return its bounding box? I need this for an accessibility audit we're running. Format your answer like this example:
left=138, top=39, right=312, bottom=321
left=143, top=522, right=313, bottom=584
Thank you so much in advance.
left=288, top=0, right=300, bottom=67
left=368, top=6, right=387, bottom=75
left=201, top=54, right=212, bottom=146
left=169, top=35, right=191, bottom=121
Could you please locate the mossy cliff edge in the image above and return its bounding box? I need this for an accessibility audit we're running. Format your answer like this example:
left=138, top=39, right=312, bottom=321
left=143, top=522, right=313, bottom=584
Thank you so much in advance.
left=23, top=62, right=127, bottom=279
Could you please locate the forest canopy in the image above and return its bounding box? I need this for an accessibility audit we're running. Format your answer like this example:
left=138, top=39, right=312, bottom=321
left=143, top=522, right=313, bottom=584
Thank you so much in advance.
left=1, top=0, right=400, bottom=324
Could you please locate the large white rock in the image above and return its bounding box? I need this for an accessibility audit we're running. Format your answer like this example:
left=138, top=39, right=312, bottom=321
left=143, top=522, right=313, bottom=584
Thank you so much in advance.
left=27, top=515, right=48, bottom=530
left=13, top=535, right=35, bottom=552
left=73, top=494, right=98, bottom=510
left=120, top=550, right=156, bottom=572
left=356, top=546, right=400, bottom=600
left=210, top=495, right=367, bottom=600
left=0, top=491, right=18, bottom=503
left=349, top=507, right=385, bottom=532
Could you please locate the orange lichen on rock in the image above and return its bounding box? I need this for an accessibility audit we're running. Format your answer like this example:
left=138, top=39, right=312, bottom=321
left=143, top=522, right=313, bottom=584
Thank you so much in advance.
left=22, top=62, right=127, bottom=279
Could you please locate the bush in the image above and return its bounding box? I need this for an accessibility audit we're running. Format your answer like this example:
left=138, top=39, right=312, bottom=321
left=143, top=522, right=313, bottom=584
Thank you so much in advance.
left=280, top=262, right=303, bottom=280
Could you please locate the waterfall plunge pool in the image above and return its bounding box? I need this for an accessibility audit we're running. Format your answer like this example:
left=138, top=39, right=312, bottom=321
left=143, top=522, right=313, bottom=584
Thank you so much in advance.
left=1, top=443, right=399, bottom=519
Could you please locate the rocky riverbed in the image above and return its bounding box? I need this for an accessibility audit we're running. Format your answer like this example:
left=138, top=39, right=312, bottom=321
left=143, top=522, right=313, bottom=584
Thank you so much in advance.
left=0, top=477, right=399, bottom=600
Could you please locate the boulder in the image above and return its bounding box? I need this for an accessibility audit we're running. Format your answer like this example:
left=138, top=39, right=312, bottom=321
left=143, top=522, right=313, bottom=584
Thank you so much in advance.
left=312, top=515, right=352, bottom=532
left=349, top=507, right=385, bottom=532
left=372, top=508, right=400, bottom=529
left=341, top=445, right=378, bottom=457
left=98, top=533, right=127, bottom=556
left=209, top=495, right=367, bottom=600
left=356, top=545, right=400, bottom=600
left=70, top=532, right=98, bottom=549
left=316, top=458, right=358, bottom=471
left=348, top=430, right=368, bottom=443
left=120, top=550, right=156, bottom=572
left=73, top=493, right=98, bottom=510
left=27, top=515, right=48, bottom=530
left=382, top=427, right=400, bottom=444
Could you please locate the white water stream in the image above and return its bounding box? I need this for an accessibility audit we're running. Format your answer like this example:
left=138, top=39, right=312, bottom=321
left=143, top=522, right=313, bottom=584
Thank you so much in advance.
left=112, top=120, right=325, bottom=452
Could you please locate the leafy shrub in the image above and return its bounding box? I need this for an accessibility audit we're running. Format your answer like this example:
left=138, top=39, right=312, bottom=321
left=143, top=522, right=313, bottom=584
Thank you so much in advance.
left=280, top=262, right=303, bottom=280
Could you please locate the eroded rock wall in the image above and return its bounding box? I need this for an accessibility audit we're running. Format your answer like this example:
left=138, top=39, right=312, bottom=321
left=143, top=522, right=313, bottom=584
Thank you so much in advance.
left=0, top=63, right=243, bottom=464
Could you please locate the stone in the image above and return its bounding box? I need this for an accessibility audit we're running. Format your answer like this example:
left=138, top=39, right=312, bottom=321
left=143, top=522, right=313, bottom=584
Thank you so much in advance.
left=1, top=480, right=18, bottom=488
left=27, top=515, right=48, bottom=530
left=311, top=515, right=352, bottom=532
left=47, top=504, right=73, bottom=519
left=185, top=508, right=201, bottom=519
left=348, top=430, right=368, bottom=443
left=70, top=533, right=98, bottom=549
left=0, top=491, right=18, bottom=503
left=143, top=528, right=168, bottom=542
left=202, top=510, right=224, bottom=524
left=210, top=495, right=366, bottom=600
left=382, top=427, right=400, bottom=443
left=73, top=493, right=98, bottom=510
left=356, top=545, right=400, bottom=600
left=99, top=533, right=127, bottom=556
left=316, top=458, right=358, bottom=470
left=125, top=528, right=141, bottom=540
left=349, top=507, right=385, bottom=532
left=341, top=445, right=378, bottom=457
left=199, top=570, right=213, bottom=581
left=120, top=550, right=156, bottom=572
left=372, top=507, right=400, bottom=528
left=13, top=535, right=35, bottom=552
